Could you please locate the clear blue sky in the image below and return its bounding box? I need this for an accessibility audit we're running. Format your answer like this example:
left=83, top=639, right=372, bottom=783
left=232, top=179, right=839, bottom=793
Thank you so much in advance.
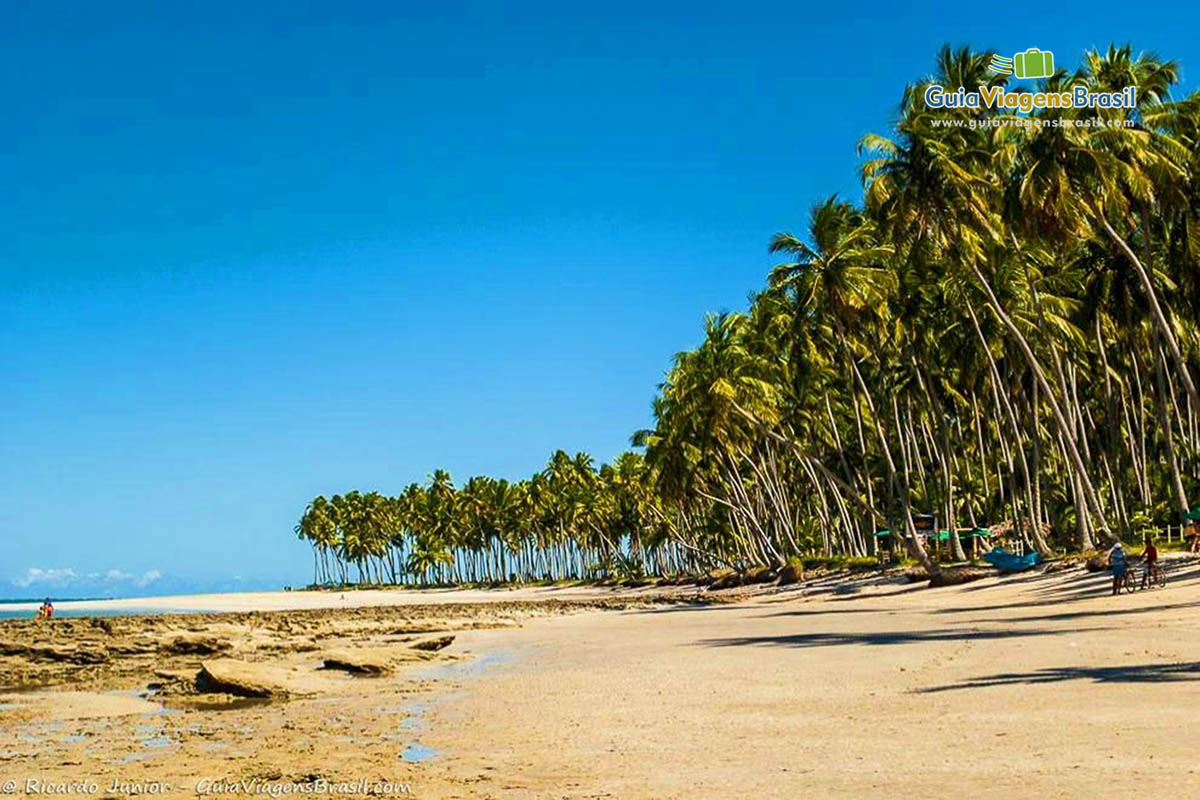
left=3, top=1, right=1197, bottom=596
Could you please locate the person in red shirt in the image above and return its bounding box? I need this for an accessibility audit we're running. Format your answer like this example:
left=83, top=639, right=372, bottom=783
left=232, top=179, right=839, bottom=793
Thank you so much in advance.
left=1141, top=537, right=1159, bottom=588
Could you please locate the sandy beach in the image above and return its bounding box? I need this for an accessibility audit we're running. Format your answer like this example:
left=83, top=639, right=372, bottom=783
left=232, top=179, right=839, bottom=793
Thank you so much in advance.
left=3, top=559, right=1200, bottom=799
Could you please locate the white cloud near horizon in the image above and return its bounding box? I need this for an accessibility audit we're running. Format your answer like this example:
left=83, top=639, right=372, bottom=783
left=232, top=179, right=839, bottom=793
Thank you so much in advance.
left=136, top=569, right=162, bottom=587
left=11, top=567, right=162, bottom=589
left=12, top=567, right=78, bottom=588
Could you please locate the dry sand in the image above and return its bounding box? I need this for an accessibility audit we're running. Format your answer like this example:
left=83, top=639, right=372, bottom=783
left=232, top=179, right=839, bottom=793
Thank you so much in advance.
left=3, top=559, right=1200, bottom=799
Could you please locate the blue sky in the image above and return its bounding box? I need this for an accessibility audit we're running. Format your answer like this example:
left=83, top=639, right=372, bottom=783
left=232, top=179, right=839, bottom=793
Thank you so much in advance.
left=3, top=1, right=1198, bottom=596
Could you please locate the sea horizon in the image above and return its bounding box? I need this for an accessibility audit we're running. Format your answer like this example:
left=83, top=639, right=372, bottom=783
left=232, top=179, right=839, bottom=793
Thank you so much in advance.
left=0, top=579, right=297, bottom=620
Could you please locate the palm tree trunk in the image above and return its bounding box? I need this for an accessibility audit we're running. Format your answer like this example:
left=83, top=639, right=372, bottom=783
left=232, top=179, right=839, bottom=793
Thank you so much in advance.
left=969, top=263, right=1113, bottom=540
left=1154, top=341, right=1190, bottom=517
left=1098, top=214, right=1200, bottom=420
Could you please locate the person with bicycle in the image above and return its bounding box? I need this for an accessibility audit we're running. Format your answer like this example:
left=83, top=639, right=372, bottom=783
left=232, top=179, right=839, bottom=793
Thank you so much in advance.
left=1141, top=536, right=1159, bottom=589
left=1108, top=540, right=1128, bottom=595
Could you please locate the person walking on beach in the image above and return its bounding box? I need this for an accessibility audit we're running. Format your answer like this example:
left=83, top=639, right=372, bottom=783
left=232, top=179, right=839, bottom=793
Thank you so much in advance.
left=1108, top=541, right=1127, bottom=595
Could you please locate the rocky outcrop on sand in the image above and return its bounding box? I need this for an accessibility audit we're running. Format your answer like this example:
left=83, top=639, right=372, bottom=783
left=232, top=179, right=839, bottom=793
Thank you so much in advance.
left=321, top=635, right=458, bottom=675
left=160, top=634, right=233, bottom=656
left=321, top=650, right=394, bottom=675
left=195, top=659, right=302, bottom=698
left=411, top=634, right=455, bottom=652
left=0, top=595, right=686, bottom=694
left=0, top=640, right=109, bottom=664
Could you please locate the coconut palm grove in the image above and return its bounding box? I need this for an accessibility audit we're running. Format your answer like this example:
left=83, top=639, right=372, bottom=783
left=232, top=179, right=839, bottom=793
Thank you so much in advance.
left=295, top=44, right=1200, bottom=585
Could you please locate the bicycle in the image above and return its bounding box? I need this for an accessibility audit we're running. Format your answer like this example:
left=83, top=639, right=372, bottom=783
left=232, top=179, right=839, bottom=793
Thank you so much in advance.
left=1139, top=562, right=1167, bottom=590
left=1122, top=567, right=1139, bottom=593
left=1122, top=560, right=1166, bottom=593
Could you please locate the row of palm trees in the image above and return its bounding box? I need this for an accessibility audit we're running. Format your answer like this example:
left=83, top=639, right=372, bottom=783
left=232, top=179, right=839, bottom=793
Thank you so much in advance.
left=299, top=43, right=1200, bottom=583
left=296, top=452, right=696, bottom=585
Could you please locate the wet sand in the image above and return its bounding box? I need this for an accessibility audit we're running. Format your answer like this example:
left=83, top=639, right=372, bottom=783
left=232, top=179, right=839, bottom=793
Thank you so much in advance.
left=4, top=560, right=1200, bottom=798
left=0, top=593, right=702, bottom=797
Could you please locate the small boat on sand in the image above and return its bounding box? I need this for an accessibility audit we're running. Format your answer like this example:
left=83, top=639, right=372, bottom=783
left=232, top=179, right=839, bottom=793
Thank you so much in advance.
left=982, top=547, right=1041, bottom=573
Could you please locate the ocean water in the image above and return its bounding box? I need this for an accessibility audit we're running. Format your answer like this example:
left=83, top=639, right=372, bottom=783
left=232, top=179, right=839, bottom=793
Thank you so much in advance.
left=0, top=604, right=211, bottom=621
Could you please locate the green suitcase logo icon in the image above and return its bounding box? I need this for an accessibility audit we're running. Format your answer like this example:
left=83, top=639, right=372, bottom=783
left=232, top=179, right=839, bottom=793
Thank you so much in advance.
left=1013, top=48, right=1054, bottom=79
left=988, top=54, right=1014, bottom=75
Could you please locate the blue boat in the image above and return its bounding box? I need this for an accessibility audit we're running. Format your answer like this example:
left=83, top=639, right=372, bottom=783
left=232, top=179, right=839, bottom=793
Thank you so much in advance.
left=983, top=547, right=1041, bottom=573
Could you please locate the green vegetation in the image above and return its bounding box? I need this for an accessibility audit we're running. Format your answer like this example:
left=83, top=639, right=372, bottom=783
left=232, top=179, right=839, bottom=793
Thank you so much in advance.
left=297, top=44, right=1200, bottom=584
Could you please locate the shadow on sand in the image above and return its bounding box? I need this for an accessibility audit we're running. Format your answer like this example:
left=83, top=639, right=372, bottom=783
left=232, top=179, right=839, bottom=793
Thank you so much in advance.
left=961, top=598, right=1200, bottom=625
left=932, top=558, right=1200, bottom=615
left=700, top=626, right=1108, bottom=650
left=636, top=602, right=746, bottom=615
left=918, top=660, right=1200, bottom=692
left=757, top=606, right=896, bottom=618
